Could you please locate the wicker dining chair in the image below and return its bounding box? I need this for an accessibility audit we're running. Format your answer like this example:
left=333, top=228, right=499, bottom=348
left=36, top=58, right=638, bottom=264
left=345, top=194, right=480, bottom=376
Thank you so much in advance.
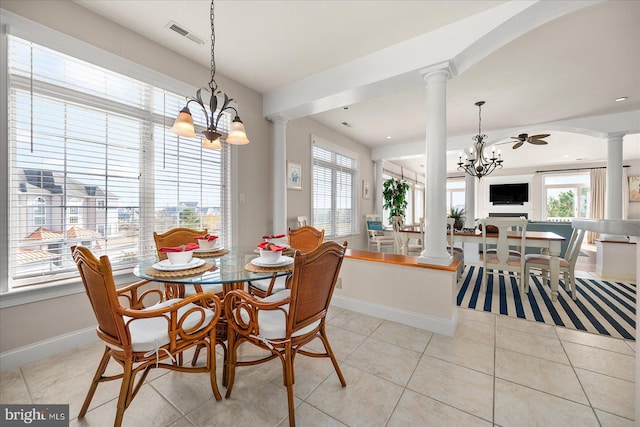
left=71, top=246, right=222, bottom=427
left=248, top=225, right=325, bottom=298
left=224, top=241, right=347, bottom=427
left=153, top=228, right=223, bottom=298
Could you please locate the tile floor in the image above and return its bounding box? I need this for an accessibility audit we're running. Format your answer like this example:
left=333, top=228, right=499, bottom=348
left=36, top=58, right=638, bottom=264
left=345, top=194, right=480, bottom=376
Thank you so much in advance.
left=1, top=301, right=636, bottom=426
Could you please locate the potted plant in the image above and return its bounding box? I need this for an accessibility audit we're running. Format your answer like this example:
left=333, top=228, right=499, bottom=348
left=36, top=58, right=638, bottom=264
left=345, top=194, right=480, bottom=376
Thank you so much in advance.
left=382, top=178, right=410, bottom=223
left=448, top=207, right=466, bottom=230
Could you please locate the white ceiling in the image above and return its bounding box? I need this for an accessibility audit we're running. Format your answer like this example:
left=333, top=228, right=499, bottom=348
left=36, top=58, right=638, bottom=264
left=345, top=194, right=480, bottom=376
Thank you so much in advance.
left=73, top=0, right=640, bottom=174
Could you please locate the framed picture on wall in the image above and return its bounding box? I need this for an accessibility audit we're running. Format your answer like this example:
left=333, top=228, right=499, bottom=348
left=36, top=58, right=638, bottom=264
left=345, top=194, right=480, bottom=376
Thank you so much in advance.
left=363, top=180, right=370, bottom=199
left=629, top=176, right=640, bottom=202
left=287, top=161, right=302, bottom=190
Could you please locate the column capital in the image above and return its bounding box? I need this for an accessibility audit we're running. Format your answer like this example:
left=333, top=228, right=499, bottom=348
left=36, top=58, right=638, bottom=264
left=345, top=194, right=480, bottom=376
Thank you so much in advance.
left=420, top=61, right=457, bottom=82
left=267, top=114, right=289, bottom=124
left=606, top=131, right=625, bottom=142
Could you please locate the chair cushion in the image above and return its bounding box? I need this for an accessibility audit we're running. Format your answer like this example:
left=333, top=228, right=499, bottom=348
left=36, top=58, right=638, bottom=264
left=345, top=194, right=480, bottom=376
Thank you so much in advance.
left=524, top=254, right=570, bottom=268
left=485, top=253, right=522, bottom=267
left=236, top=289, right=321, bottom=340
left=367, top=221, right=384, bottom=231
left=184, top=284, right=223, bottom=296
left=121, top=298, right=215, bottom=352
left=249, top=276, right=287, bottom=293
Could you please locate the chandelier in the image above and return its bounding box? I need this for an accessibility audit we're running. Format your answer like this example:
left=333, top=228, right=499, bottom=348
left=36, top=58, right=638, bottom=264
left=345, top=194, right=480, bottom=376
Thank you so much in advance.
left=457, top=101, right=502, bottom=179
left=171, top=0, right=249, bottom=149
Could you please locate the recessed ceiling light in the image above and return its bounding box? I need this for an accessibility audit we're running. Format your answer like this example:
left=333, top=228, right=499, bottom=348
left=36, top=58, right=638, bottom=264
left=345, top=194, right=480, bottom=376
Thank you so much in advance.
left=563, top=155, right=570, bottom=158
left=614, top=97, right=628, bottom=102
left=386, top=136, right=392, bottom=139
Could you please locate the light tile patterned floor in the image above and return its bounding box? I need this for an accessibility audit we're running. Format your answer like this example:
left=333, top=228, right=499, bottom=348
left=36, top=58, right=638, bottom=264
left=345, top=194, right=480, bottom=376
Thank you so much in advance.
left=0, top=304, right=635, bottom=426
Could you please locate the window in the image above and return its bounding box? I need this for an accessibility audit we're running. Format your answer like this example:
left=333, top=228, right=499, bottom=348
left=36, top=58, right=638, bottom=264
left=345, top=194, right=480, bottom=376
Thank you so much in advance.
left=5, top=32, right=232, bottom=292
left=311, top=137, right=358, bottom=238
left=543, top=173, right=590, bottom=221
left=32, top=197, right=46, bottom=226
left=446, top=180, right=465, bottom=214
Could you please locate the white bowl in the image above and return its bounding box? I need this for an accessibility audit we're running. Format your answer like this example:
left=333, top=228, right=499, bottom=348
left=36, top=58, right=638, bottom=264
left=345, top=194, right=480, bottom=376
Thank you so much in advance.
left=196, top=238, right=218, bottom=250
left=166, top=250, right=194, bottom=265
left=259, top=248, right=282, bottom=263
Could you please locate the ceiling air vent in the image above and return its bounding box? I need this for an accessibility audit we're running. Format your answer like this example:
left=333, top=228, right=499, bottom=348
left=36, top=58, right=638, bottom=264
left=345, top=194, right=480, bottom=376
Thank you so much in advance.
left=341, top=121, right=352, bottom=128
left=166, top=21, right=205, bottom=45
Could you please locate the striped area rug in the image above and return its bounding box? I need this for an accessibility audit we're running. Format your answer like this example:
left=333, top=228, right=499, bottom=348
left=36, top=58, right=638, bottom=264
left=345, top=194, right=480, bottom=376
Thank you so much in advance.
left=457, top=265, right=636, bottom=340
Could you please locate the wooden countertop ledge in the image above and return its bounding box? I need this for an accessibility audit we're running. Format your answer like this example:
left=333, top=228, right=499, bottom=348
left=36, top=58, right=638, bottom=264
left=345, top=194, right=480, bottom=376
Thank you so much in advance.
left=345, top=249, right=460, bottom=272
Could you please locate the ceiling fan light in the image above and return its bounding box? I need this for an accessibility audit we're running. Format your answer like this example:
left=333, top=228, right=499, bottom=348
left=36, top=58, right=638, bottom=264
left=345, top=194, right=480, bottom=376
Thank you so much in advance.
left=171, top=107, right=197, bottom=137
left=226, top=116, right=250, bottom=145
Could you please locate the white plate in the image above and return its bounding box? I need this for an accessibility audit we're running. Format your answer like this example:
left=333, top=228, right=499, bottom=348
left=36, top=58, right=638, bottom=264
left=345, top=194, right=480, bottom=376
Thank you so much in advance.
left=250, top=255, right=294, bottom=267
left=194, top=245, right=224, bottom=253
left=152, top=258, right=206, bottom=271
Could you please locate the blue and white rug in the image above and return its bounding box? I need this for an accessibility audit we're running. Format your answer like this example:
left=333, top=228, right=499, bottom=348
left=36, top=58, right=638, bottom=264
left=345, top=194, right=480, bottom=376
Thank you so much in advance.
left=457, top=265, right=636, bottom=340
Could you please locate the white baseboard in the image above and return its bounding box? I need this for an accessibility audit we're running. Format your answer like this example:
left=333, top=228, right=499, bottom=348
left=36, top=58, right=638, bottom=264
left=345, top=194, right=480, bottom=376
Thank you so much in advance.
left=0, top=327, right=98, bottom=372
left=330, top=295, right=458, bottom=337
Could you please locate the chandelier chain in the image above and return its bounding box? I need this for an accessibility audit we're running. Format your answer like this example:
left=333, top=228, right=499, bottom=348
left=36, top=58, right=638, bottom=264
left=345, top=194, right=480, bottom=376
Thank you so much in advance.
left=209, top=0, right=217, bottom=91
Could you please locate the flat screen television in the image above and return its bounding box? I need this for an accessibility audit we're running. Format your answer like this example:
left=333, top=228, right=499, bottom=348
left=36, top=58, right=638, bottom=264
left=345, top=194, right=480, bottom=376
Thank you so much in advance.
left=489, top=183, right=529, bottom=205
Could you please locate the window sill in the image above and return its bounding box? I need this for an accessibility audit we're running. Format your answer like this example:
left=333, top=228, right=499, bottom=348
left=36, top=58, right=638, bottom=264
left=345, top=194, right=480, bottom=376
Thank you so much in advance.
left=0, top=268, right=138, bottom=309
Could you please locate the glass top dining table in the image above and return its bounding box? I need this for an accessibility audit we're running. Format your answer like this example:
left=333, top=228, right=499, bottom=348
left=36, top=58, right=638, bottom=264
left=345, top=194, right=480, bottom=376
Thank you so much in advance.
left=133, top=246, right=292, bottom=285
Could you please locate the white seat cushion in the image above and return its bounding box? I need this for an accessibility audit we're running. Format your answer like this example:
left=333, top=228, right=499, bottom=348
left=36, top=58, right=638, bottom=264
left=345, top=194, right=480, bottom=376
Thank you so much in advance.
left=236, top=289, right=321, bottom=340
left=121, top=298, right=215, bottom=352
left=250, top=276, right=287, bottom=293
left=485, top=253, right=522, bottom=267
left=184, top=284, right=223, bottom=296
left=524, top=254, right=570, bottom=268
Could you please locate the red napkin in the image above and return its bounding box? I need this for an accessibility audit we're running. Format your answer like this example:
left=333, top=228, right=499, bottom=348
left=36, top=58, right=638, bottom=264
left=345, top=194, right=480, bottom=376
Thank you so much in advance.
left=261, top=234, right=286, bottom=239
left=257, top=241, right=286, bottom=251
left=159, top=243, right=199, bottom=252
left=194, top=234, right=218, bottom=241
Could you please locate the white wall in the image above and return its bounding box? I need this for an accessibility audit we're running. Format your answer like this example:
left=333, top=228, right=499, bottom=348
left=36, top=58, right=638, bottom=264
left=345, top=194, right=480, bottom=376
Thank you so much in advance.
left=451, top=158, right=640, bottom=222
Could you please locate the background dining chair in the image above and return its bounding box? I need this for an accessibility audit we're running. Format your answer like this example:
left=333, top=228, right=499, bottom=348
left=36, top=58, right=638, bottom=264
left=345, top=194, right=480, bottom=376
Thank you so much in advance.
left=366, top=215, right=395, bottom=252
left=248, top=225, right=326, bottom=298
left=480, top=217, right=528, bottom=294
left=297, top=216, right=309, bottom=227
left=524, top=227, right=586, bottom=300
left=248, top=225, right=324, bottom=298
left=224, top=241, right=348, bottom=427
left=71, top=246, right=222, bottom=427
left=153, top=227, right=223, bottom=298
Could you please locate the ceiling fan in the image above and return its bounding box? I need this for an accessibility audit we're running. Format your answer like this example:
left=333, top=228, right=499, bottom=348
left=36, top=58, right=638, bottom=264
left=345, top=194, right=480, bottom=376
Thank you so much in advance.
left=509, top=133, right=550, bottom=149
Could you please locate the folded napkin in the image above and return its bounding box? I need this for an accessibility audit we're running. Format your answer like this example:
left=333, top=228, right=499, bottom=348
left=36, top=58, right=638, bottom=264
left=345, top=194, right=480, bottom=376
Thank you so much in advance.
left=257, top=241, right=286, bottom=251
left=159, top=243, right=199, bottom=252
left=194, top=234, right=218, bottom=241
left=261, top=234, right=286, bottom=239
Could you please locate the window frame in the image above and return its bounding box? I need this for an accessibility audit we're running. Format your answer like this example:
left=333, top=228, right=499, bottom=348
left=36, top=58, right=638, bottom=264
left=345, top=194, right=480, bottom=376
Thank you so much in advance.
left=310, top=135, right=359, bottom=239
left=0, top=10, right=238, bottom=306
left=542, top=172, right=590, bottom=221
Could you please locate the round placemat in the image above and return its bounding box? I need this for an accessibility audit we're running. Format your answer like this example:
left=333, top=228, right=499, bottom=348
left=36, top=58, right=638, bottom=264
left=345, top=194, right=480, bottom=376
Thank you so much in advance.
left=193, top=249, right=230, bottom=258
left=146, top=262, right=214, bottom=278
left=244, top=261, right=294, bottom=274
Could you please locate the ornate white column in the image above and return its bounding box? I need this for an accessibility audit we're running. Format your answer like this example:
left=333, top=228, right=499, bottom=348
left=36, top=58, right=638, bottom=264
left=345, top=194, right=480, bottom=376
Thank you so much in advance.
left=603, top=132, right=625, bottom=240
left=418, top=64, right=454, bottom=266
left=464, top=173, right=476, bottom=229
left=270, top=115, right=288, bottom=234
left=374, top=160, right=384, bottom=220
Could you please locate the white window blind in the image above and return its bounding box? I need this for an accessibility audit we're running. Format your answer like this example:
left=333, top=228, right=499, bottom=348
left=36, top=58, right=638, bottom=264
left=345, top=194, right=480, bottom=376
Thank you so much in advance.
left=6, top=35, right=231, bottom=291
left=311, top=138, right=358, bottom=237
